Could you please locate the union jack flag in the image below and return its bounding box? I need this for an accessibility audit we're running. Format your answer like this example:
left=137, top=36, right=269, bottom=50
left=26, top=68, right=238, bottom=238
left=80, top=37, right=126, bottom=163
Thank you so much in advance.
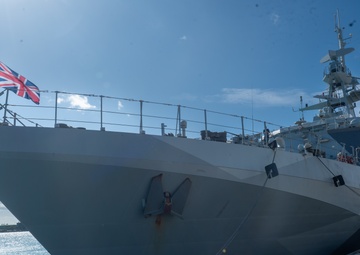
left=0, top=61, right=40, bottom=104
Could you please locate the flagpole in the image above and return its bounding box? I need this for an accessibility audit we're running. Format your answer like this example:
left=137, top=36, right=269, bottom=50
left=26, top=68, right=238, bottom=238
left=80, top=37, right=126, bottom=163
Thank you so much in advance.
left=2, top=89, right=9, bottom=123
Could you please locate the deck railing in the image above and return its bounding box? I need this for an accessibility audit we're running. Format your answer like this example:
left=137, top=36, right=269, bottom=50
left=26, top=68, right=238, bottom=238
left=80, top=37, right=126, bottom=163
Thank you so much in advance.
left=0, top=90, right=282, bottom=144
left=1, top=90, right=359, bottom=163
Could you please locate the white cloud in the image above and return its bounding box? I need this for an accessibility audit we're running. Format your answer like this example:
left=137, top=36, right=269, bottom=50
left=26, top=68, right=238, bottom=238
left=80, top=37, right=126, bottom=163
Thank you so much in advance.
left=180, top=35, right=187, bottom=40
left=270, top=12, right=280, bottom=25
left=58, top=94, right=96, bottom=109
left=68, top=95, right=96, bottom=109
left=57, top=97, right=64, bottom=104
left=118, top=100, right=124, bottom=110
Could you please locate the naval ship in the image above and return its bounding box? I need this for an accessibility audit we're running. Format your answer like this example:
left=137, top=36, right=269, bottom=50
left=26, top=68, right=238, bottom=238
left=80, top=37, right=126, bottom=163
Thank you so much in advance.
left=0, top=12, right=360, bottom=255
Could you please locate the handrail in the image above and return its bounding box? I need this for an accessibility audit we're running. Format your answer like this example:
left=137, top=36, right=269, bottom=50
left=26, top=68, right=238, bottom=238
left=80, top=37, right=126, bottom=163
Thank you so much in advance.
left=1, top=90, right=359, bottom=164
left=1, top=91, right=285, bottom=143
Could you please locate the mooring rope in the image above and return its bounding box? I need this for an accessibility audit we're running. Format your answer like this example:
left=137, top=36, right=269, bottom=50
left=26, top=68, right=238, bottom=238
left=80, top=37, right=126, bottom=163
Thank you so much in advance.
left=215, top=149, right=277, bottom=255
left=215, top=175, right=269, bottom=255
left=316, top=156, right=360, bottom=197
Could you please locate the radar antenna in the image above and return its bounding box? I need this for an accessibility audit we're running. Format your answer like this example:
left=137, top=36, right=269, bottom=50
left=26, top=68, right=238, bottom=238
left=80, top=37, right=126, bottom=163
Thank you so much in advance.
left=320, top=10, right=354, bottom=66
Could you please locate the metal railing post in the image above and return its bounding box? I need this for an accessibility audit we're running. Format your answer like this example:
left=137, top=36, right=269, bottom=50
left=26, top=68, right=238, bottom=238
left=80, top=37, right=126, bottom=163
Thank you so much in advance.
left=176, top=105, right=181, bottom=136
left=2, top=89, right=9, bottom=123
left=140, top=100, right=143, bottom=134
left=100, top=95, right=103, bottom=131
left=241, top=116, right=245, bottom=144
left=54, top=91, right=58, bottom=127
left=204, top=109, right=208, bottom=139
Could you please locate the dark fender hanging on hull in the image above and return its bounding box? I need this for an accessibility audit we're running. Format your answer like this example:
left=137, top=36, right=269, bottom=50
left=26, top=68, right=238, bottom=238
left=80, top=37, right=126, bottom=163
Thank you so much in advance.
left=265, top=163, right=279, bottom=179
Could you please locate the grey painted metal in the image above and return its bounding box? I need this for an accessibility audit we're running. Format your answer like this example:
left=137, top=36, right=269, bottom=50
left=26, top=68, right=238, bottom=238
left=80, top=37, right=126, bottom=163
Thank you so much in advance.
left=140, top=100, right=143, bottom=134
left=204, top=109, right=208, bottom=139
left=100, top=95, right=103, bottom=131
left=241, top=116, right=245, bottom=144
left=1, top=126, right=360, bottom=254
left=54, top=91, right=58, bottom=127
left=2, top=89, right=9, bottom=123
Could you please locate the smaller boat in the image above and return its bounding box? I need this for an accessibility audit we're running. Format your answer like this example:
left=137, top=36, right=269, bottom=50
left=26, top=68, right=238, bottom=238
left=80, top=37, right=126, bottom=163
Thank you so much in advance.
left=0, top=223, right=27, bottom=233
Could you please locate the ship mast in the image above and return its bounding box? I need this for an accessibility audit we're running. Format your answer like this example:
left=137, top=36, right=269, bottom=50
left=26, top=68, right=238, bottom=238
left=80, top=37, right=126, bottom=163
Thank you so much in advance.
left=299, top=10, right=358, bottom=119
left=335, top=9, right=346, bottom=68
left=334, top=9, right=352, bottom=116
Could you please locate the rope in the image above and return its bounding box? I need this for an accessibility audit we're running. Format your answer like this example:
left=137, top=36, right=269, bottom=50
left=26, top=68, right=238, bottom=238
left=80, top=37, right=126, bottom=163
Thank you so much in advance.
left=215, top=176, right=269, bottom=255
left=316, top=156, right=360, bottom=197
left=316, top=156, right=337, bottom=176
left=215, top=149, right=277, bottom=255
left=272, top=149, right=277, bottom=163
left=215, top=155, right=360, bottom=254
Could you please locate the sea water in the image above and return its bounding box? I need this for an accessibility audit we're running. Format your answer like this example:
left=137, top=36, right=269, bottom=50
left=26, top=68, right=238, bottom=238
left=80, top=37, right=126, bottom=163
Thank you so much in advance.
left=0, top=232, right=49, bottom=255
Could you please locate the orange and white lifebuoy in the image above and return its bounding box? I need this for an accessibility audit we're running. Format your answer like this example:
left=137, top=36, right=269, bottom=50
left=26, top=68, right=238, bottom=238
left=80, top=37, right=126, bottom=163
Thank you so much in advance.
left=346, top=156, right=354, bottom=164
left=337, top=153, right=354, bottom=164
left=337, top=153, right=346, bottom=162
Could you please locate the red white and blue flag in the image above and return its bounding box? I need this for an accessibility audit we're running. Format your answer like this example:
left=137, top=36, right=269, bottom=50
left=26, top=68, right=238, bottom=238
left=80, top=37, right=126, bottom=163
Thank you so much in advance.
left=0, top=61, right=40, bottom=104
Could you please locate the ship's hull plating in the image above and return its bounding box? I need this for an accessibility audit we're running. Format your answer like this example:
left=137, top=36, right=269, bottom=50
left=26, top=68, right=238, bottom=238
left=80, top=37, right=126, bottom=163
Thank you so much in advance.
left=0, top=126, right=360, bottom=254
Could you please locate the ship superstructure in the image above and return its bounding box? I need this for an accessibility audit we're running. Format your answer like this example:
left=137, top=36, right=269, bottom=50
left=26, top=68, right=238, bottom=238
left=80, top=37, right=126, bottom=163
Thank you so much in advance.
left=270, top=10, right=360, bottom=164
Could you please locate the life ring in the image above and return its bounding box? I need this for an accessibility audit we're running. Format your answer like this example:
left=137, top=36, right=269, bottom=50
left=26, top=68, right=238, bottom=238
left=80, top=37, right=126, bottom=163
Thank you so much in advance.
left=337, top=153, right=354, bottom=164
left=337, top=153, right=347, bottom=162
left=346, top=156, right=354, bottom=164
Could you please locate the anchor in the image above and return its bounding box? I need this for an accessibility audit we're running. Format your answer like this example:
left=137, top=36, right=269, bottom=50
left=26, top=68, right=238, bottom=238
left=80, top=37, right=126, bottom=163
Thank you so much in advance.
left=143, top=174, right=192, bottom=220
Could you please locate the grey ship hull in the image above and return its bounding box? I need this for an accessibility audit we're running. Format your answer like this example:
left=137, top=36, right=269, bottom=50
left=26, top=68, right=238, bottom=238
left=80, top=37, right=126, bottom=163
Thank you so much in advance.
left=1, top=126, right=360, bottom=254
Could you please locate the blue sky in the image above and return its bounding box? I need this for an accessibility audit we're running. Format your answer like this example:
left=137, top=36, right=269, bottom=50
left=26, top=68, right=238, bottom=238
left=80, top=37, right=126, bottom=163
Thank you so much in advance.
left=0, top=0, right=360, bottom=133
